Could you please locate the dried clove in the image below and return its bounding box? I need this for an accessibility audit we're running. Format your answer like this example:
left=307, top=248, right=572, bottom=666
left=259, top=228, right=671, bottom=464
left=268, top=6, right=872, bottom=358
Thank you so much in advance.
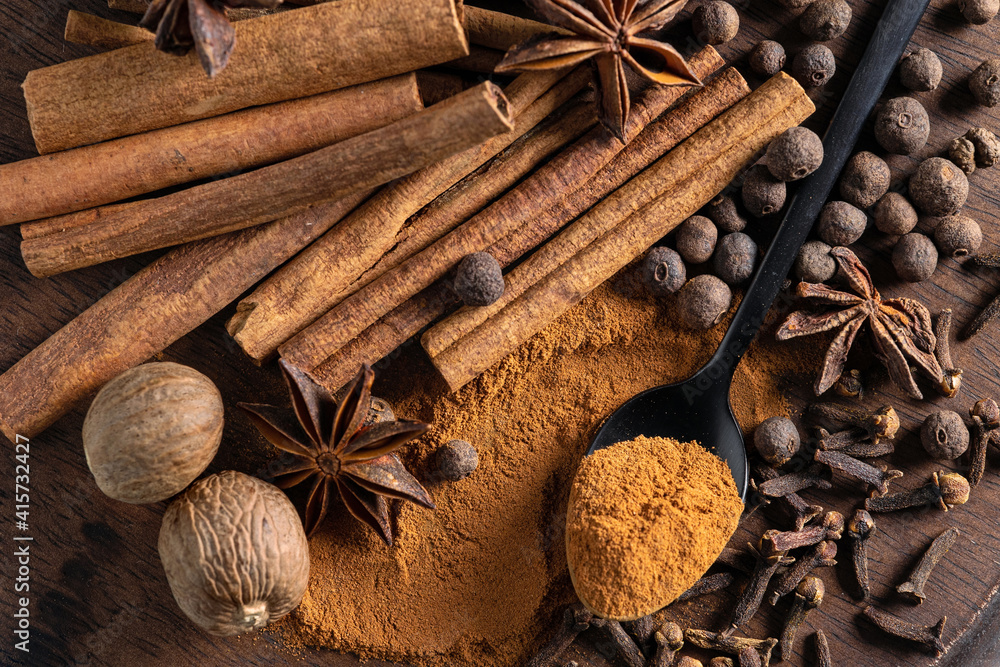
left=969, top=399, right=999, bottom=487
left=833, top=368, right=864, bottom=399
left=862, top=605, right=946, bottom=656
left=722, top=531, right=791, bottom=636
left=590, top=617, right=645, bottom=667
left=814, top=449, right=903, bottom=496
left=716, top=547, right=755, bottom=575
left=768, top=540, right=837, bottom=604
left=808, top=403, right=900, bottom=444
left=814, top=630, right=832, bottom=667
left=676, top=572, right=737, bottom=603
left=838, top=438, right=896, bottom=459
left=935, top=309, right=963, bottom=397
left=738, top=646, right=762, bottom=667
left=847, top=509, right=876, bottom=601
left=779, top=576, right=824, bottom=662
left=526, top=603, right=592, bottom=667
left=684, top=629, right=778, bottom=666
left=897, top=527, right=960, bottom=603
left=770, top=511, right=844, bottom=551
left=865, top=471, right=971, bottom=513
left=708, top=658, right=735, bottom=667
left=972, top=397, right=1000, bottom=429
left=758, top=464, right=833, bottom=497
left=752, top=463, right=823, bottom=531
left=651, top=621, right=684, bottom=667
left=621, top=614, right=657, bottom=651
left=677, top=658, right=704, bottom=667
left=961, top=253, right=1000, bottom=339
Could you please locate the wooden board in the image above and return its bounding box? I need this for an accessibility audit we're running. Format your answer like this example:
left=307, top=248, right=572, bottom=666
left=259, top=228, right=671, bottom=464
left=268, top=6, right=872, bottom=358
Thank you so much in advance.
left=1, top=1, right=1000, bottom=665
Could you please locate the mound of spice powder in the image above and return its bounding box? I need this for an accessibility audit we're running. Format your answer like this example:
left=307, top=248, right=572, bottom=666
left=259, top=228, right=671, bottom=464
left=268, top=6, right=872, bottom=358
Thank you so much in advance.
left=565, top=435, right=742, bottom=621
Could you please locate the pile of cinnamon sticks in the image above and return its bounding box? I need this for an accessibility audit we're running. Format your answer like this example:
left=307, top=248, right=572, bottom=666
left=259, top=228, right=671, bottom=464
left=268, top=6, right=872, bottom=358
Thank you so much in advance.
left=0, top=2, right=814, bottom=442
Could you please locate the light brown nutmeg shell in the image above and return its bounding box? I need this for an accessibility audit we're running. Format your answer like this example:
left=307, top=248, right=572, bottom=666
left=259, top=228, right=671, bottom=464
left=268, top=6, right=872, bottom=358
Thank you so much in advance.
left=83, top=362, right=223, bottom=504
left=158, top=471, right=310, bottom=636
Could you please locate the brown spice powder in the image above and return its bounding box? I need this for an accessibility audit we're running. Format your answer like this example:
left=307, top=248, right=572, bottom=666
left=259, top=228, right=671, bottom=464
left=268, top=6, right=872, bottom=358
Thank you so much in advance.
left=565, top=435, right=742, bottom=621
left=278, top=282, right=817, bottom=666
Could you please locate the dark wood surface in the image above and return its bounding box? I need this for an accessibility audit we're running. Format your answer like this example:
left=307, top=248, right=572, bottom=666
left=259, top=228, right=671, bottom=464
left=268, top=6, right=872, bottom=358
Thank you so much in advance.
left=3, top=1, right=1000, bottom=666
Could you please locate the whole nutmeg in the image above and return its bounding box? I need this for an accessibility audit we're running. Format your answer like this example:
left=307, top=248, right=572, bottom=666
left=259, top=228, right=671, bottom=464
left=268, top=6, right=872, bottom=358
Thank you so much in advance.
left=754, top=416, right=801, bottom=467
left=874, top=97, right=929, bottom=155
left=714, top=232, right=758, bottom=285
left=641, top=246, right=687, bottom=295
left=766, top=127, right=824, bottom=182
left=873, top=192, right=918, bottom=236
left=676, top=215, right=718, bottom=264
left=792, top=44, right=836, bottom=88
left=795, top=240, right=836, bottom=283
left=970, top=59, right=1000, bottom=107
left=799, top=0, right=851, bottom=41
left=677, top=274, right=732, bottom=330
left=159, top=471, right=309, bottom=636
left=839, top=152, right=890, bottom=209
left=705, top=194, right=747, bottom=233
left=920, top=411, right=970, bottom=459
left=436, top=439, right=479, bottom=481
left=961, top=0, right=1000, bottom=23
left=454, top=252, right=504, bottom=307
left=898, top=48, right=942, bottom=92
left=742, top=164, right=787, bottom=217
left=909, top=157, right=969, bottom=216
left=933, top=215, right=982, bottom=257
left=817, top=200, right=867, bottom=246
left=892, top=232, right=938, bottom=282
left=749, top=40, right=786, bottom=77
left=693, top=1, right=740, bottom=45
left=83, top=362, right=223, bottom=504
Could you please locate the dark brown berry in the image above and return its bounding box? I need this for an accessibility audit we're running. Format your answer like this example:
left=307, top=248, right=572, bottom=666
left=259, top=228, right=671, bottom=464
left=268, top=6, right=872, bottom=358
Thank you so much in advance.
left=693, top=1, right=740, bottom=45
left=437, top=439, right=479, bottom=481
left=961, top=0, right=999, bottom=25
left=839, top=151, right=890, bottom=209
left=898, top=48, right=942, bottom=92
left=892, top=232, right=938, bottom=282
left=933, top=215, right=982, bottom=257
left=970, top=59, right=1000, bottom=107
left=817, top=201, right=867, bottom=246
left=792, top=44, right=836, bottom=87
left=642, top=246, right=687, bottom=295
left=742, top=164, right=787, bottom=217
left=874, top=97, right=929, bottom=155
left=909, top=157, right=969, bottom=216
left=966, top=127, right=1000, bottom=166
left=676, top=215, right=718, bottom=264
left=766, top=127, right=824, bottom=182
left=754, top=416, right=801, bottom=467
left=705, top=194, right=747, bottom=232
left=949, top=136, right=977, bottom=175
left=714, top=232, right=758, bottom=285
left=795, top=240, right=836, bottom=283
left=749, top=40, right=786, bottom=76
left=920, top=411, right=970, bottom=459
left=799, top=0, right=851, bottom=41
left=677, top=275, right=732, bottom=330
left=873, top=192, right=918, bottom=235
left=453, top=252, right=504, bottom=306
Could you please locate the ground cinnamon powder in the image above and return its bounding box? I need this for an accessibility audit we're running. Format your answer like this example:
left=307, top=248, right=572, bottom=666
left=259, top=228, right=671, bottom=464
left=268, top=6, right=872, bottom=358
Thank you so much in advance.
left=565, top=435, right=742, bottom=621
left=277, top=281, right=819, bottom=666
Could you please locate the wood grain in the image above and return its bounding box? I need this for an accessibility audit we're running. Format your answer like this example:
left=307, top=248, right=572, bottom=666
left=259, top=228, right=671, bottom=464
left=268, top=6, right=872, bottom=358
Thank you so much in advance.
left=2, top=1, right=1000, bottom=666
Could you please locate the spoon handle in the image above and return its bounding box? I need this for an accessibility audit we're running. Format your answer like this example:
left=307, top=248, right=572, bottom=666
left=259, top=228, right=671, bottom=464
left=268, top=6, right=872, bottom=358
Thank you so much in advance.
left=701, top=0, right=931, bottom=383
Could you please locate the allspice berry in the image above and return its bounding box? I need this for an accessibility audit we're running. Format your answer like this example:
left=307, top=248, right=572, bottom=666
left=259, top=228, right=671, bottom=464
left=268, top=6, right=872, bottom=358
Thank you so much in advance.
left=676, top=215, right=718, bottom=264
left=693, top=1, right=740, bottom=45
left=453, top=252, right=504, bottom=307
left=754, top=416, right=801, bottom=467
left=436, top=439, right=479, bottom=481
left=817, top=201, right=867, bottom=246
left=642, top=246, right=687, bottom=295
left=714, top=232, right=758, bottom=285
left=970, top=59, right=1000, bottom=107
left=792, top=44, right=836, bottom=88
left=743, top=164, right=787, bottom=217
left=933, top=215, right=983, bottom=257
left=795, top=240, right=836, bottom=283
left=749, top=40, right=786, bottom=77
left=839, top=151, right=890, bottom=209
left=898, top=48, right=943, bottom=92
left=766, top=127, right=824, bottom=182
left=892, top=232, right=938, bottom=282
left=961, top=0, right=1000, bottom=24
left=705, top=194, right=747, bottom=232
left=920, top=411, right=970, bottom=459
left=677, top=275, right=732, bottom=330
left=799, top=0, right=851, bottom=41
left=909, top=157, right=969, bottom=216
left=873, top=192, right=918, bottom=235
left=874, top=97, right=929, bottom=155
left=966, top=127, right=1000, bottom=167
left=949, top=136, right=977, bottom=175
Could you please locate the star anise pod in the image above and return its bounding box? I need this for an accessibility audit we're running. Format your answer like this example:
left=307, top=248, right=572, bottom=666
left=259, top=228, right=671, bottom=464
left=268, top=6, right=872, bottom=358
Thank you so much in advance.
left=140, top=0, right=283, bottom=77
left=495, top=0, right=700, bottom=142
left=240, top=361, right=434, bottom=543
left=777, top=247, right=943, bottom=399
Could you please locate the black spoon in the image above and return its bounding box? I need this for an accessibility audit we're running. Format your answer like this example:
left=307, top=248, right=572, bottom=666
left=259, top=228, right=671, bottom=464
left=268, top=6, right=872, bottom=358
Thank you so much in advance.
left=588, top=0, right=932, bottom=502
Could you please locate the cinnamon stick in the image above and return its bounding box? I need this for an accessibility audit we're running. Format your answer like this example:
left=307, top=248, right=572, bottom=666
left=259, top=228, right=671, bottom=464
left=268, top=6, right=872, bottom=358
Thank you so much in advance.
left=463, top=6, right=563, bottom=51
left=279, top=46, right=724, bottom=374
left=442, top=46, right=505, bottom=74
left=107, top=0, right=149, bottom=12
left=65, top=10, right=152, bottom=49
left=4, top=74, right=422, bottom=226
left=416, top=71, right=470, bottom=106
left=423, top=68, right=750, bottom=356
left=21, top=82, right=512, bottom=277
left=0, top=189, right=373, bottom=441
left=226, top=68, right=590, bottom=362
left=25, top=0, right=468, bottom=153
left=427, top=73, right=814, bottom=391
left=109, top=0, right=280, bottom=19
left=308, top=67, right=748, bottom=391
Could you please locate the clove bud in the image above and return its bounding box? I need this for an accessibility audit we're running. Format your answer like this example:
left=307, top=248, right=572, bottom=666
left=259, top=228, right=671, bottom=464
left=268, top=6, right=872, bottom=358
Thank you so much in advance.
left=778, top=576, right=824, bottom=662
left=897, top=527, right=960, bottom=603
left=865, top=471, right=970, bottom=513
